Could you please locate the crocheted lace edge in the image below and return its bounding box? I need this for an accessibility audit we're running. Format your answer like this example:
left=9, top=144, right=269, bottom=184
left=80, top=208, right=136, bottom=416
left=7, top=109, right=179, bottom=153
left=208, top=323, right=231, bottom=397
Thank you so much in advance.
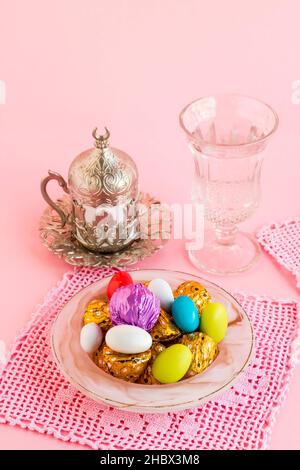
left=256, top=218, right=300, bottom=288
left=261, top=301, right=300, bottom=449
left=0, top=267, right=300, bottom=450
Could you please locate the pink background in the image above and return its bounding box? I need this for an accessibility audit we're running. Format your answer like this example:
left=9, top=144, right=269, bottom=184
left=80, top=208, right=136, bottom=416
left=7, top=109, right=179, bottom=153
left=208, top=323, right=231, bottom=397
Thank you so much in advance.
left=0, top=0, right=299, bottom=449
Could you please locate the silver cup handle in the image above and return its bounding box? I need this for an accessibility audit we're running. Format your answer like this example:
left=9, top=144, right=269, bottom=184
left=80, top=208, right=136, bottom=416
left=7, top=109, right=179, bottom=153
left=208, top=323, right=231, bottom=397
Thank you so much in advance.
left=41, top=170, right=70, bottom=228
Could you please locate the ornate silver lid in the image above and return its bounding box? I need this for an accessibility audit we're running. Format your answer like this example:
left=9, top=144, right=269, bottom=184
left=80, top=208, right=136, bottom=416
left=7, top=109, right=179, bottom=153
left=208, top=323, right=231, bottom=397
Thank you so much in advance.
left=68, top=127, right=139, bottom=208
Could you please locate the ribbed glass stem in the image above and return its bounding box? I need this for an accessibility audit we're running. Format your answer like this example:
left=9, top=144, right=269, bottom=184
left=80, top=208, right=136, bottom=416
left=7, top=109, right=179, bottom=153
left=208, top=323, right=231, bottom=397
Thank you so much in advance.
left=215, top=224, right=238, bottom=245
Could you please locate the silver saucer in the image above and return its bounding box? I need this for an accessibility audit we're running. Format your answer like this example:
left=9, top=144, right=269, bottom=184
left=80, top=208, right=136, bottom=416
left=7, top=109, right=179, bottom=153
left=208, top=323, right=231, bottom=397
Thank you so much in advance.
left=39, top=192, right=171, bottom=267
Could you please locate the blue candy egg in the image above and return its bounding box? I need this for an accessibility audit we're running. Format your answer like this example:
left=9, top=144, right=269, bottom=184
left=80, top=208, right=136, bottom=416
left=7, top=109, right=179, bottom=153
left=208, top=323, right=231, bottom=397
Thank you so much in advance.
left=171, top=295, right=199, bottom=333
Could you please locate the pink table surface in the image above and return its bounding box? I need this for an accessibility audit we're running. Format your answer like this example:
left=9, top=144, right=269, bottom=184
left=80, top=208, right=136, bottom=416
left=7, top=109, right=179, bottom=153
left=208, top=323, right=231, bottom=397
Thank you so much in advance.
left=0, top=0, right=300, bottom=450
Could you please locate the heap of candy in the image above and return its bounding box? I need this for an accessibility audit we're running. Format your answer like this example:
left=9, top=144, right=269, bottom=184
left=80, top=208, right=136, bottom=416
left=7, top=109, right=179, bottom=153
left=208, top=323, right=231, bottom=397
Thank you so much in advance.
left=80, top=272, right=228, bottom=384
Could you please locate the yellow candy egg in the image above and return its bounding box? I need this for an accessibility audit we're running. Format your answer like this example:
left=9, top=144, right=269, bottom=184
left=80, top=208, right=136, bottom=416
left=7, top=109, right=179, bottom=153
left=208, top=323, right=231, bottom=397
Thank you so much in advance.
left=152, top=344, right=192, bottom=384
left=200, top=302, right=228, bottom=343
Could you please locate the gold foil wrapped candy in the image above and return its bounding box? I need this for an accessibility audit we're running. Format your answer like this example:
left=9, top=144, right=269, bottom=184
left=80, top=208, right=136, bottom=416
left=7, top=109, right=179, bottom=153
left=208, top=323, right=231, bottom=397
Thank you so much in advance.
left=179, top=332, right=218, bottom=377
left=174, top=281, right=211, bottom=314
left=95, top=344, right=151, bottom=383
left=138, top=342, right=165, bottom=385
left=83, top=299, right=112, bottom=331
left=150, top=308, right=181, bottom=343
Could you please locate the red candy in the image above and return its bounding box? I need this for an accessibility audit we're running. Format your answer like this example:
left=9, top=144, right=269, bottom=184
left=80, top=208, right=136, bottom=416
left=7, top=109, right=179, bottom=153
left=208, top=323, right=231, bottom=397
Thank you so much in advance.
left=107, top=272, right=133, bottom=300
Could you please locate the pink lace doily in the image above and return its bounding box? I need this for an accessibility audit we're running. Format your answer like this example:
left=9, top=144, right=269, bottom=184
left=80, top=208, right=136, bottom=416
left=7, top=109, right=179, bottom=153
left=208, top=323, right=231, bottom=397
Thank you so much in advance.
left=257, top=217, right=300, bottom=288
left=0, top=267, right=299, bottom=450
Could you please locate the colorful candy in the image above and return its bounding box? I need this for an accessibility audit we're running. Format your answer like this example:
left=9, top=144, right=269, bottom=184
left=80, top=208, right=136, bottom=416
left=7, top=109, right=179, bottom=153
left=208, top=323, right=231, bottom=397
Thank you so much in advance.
left=151, top=344, right=192, bottom=384
left=179, top=332, right=218, bottom=377
left=171, top=295, right=199, bottom=333
left=83, top=299, right=112, bottom=331
left=105, top=324, right=152, bottom=354
left=200, top=302, right=228, bottom=343
left=138, top=342, right=165, bottom=385
left=148, top=278, right=174, bottom=312
left=81, top=273, right=229, bottom=385
left=173, top=281, right=210, bottom=314
left=80, top=322, right=103, bottom=354
left=95, top=345, right=151, bottom=383
left=150, top=308, right=181, bottom=343
left=109, top=283, right=160, bottom=331
left=106, top=271, right=133, bottom=300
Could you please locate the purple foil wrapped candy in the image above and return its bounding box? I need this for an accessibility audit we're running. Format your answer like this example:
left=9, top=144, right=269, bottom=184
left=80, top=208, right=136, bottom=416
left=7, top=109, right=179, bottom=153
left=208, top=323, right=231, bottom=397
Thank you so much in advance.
left=109, top=283, right=160, bottom=331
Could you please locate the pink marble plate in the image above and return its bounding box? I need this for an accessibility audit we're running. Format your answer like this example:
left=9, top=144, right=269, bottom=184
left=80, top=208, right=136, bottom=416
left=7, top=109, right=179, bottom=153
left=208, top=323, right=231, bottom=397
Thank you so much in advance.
left=51, top=269, right=254, bottom=413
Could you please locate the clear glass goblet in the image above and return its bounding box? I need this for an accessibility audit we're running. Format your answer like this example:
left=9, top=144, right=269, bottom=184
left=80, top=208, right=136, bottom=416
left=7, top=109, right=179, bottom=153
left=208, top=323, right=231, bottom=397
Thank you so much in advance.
left=179, top=94, right=278, bottom=275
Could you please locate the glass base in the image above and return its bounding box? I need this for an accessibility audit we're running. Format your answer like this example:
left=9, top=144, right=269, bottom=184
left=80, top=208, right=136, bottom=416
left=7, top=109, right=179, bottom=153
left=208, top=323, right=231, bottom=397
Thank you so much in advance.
left=188, top=230, right=261, bottom=275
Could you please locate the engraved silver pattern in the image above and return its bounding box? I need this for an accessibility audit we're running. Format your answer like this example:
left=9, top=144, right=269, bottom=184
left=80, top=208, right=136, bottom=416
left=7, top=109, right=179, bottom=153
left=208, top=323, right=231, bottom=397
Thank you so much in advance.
left=41, top=128, right=140, bottom=253
left=39, top=193, right=171, bottom=267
